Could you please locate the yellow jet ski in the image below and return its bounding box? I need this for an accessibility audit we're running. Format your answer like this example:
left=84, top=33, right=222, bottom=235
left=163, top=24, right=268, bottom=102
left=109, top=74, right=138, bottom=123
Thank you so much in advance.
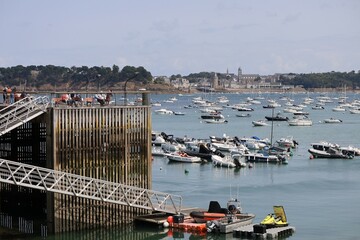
left=260, top=206, right=288, bottom=228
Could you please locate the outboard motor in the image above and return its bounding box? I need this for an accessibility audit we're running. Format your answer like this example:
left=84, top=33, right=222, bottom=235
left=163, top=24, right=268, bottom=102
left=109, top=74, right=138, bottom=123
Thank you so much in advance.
left=206, top=220, right=220, bottom=233
left=160, top=132, right=169, bottom=141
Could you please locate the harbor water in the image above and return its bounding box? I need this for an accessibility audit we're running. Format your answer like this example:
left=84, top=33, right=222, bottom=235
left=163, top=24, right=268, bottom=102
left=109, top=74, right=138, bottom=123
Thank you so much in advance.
left=13, top=92, right=360, bottom=239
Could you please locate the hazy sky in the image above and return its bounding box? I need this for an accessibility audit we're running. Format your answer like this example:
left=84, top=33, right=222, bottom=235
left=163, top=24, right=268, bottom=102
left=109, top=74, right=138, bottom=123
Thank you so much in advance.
left=0, top=0, right=359, bottom=76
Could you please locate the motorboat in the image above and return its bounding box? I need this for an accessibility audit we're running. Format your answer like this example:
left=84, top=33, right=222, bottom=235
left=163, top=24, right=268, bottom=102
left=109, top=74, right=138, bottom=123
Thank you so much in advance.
left=276, top=136, right=298, bottom=149
left=310, top=141, right=358, bottom=157
left=265, top=113, right=289, bottom=121
left=203, top=118, right=228, bottom=124
left=287, top=117, right=313, bottom=126
left=151, top=131, right=166, bottom=147
left=349, top=109, right=360, bottom=114
left=308, top=147, right=353, bottom=159
left=237, top=137, right=269, bottom=150
left=151, top=146, right=166, bottom=157
left=323, top=118, right=342, bottom=123
left=237, top=107, right=254, bottom=112
left=166, top=151, right=203, bottom=163
left=236, top=113, right=251, bottom=117
left=293, top=111, right=309, bottom=116
left=173, top=111, right=185, bottom=116
left=340, top=145, right=360, bottom=156
left=312, top=105, right=325, bottom=110
left=154, top=108, right=173, bottom=115
left=244, top=152, right=288, bottom=164
left=252, top=120, right=269, bottom=127
left=201, top=112, right=228, bottom=123
left=332, top=106, right=346, bottom=112
left=189, top=199, right=255, bottom=228
left=200, top=112, right=224, bottom=120
left=211, top=154, right=246, bottom=168
left=183, top=143, right=223, bottom=161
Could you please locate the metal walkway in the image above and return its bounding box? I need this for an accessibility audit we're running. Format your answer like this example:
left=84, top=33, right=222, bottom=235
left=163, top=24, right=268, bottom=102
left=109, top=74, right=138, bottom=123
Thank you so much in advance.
left=0, top=159, right=182, bottom=214
left=0, top=96, right=50, bottom=136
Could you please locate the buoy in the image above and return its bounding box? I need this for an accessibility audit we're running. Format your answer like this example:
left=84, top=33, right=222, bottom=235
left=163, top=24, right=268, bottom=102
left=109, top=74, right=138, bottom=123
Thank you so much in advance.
left=167, top=216, right=173, bottom=224
left=185, top=169, right=189, bottom=174
left=160, top=167, right=162, bottom=170
left=163, top=221, right=169, bottom=228
left=309, top=155, right=314, bottom=159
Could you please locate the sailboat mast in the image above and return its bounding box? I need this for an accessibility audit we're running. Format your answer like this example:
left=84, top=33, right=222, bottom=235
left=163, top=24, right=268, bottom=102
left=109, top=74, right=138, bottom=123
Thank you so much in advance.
left=270, top=108, right=274, bottom=146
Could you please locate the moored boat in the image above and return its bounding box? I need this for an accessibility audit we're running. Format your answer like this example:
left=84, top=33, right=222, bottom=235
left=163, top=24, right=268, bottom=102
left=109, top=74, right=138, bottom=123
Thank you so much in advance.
left=166, top=151, right=202, bottom=163
left=189, top=199, right=255, bottom=230
left=308, top=147, right=353, bottom=159
left=252, top=120, right=269, bottom=127
left=287, top=117, right=313, bottom=126
left=265, top=113, right=289, bottom=121
left=323, top=118, right=342, bottom=123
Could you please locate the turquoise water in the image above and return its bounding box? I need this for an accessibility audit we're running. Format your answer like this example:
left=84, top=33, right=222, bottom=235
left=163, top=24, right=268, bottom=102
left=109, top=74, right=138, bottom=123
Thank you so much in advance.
left=27, top=92, right=360, bottom=239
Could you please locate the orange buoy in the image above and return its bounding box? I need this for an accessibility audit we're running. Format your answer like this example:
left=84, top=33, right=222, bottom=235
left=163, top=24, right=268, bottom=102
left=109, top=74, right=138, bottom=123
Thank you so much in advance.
left=167, top=216, right=173, bottom=224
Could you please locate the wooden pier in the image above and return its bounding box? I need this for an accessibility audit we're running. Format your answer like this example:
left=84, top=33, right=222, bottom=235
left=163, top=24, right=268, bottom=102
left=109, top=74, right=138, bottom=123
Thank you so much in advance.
left=0, top=93, right=154, bottom=234
left=233, top=224, right=295, bottom=239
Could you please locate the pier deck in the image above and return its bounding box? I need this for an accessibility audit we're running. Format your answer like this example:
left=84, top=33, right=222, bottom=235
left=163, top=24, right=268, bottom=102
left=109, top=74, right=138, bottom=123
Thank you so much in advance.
left=233, top=224, right=295, bottom=239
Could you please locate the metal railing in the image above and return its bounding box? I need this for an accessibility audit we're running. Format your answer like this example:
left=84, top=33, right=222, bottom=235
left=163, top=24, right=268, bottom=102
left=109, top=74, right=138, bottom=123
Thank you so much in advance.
left=0, top=96, right=49, bottom=136
left=0, top=159, right=182, bottom=214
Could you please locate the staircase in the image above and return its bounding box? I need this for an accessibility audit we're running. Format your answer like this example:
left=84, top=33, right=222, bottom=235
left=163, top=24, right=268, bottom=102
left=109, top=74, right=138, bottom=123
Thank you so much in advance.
left=0, top=96, right=49, bottom=136
left=0, top=158, right=183, bottom=214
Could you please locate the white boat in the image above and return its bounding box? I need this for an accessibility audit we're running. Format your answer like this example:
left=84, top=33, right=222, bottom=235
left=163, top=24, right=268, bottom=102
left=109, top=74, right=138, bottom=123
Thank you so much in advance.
left=154, top=108, right=173, bottom=115
left=151, top=146, right=166, bottom=157
left=201, top=112, right=228, bottom=124
left=312, top=105, right=325, bottom=110
left=211, top=155, right=246, bottom=168
left=350, top=109, right=360, bottom=114
left=244, top=152, right=287, bottom=164
left=252, top=120, right=269, bottom=127
left=173, top=111, right=185, bottom=115
left=332, top=106, right=346, bottom=112
left=323, top=118, right=342, bottom=123
left=308, top=147, right=353, bottom=159
left=151, top=131, right=166, bottom=146
left=166, top=152, right=202, bottom=163
left=288, top=117, right=313, bottom=126
left=236, top=113, right=251, bottom=117
left=204, top=118, right=228, bottom=124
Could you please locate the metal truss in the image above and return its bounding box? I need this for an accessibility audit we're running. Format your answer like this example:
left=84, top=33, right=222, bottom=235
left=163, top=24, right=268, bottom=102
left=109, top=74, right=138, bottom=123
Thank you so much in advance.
left=0, top=96, right=50, bottom=136
left=0, top=159, right=182, bottom=214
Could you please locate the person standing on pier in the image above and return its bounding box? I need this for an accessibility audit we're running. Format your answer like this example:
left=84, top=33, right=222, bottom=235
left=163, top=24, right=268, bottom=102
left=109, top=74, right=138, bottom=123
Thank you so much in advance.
left=105, top=90, right=113, bottom=105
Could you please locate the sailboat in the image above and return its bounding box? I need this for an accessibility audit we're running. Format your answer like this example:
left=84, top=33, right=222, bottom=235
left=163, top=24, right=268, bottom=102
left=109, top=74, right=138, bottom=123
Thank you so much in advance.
left=244, top=108, right=289, bottom=164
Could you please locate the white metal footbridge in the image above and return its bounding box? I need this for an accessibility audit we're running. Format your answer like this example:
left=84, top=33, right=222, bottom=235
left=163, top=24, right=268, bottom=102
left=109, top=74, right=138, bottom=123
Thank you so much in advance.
left=0, top=96, right=50, bottom=136
left=0, top=159, right=183, bottom=214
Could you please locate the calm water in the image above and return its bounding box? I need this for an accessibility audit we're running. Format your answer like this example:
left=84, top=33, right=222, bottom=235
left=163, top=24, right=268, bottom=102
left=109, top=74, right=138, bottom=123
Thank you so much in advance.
left=30, top=92, right=360, bottom=239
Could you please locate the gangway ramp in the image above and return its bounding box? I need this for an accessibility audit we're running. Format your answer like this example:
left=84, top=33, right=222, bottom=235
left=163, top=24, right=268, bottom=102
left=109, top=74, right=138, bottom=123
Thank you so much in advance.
left=0, top=159, right=182, bottom=214
left=0, top=96, right=49, bottom=136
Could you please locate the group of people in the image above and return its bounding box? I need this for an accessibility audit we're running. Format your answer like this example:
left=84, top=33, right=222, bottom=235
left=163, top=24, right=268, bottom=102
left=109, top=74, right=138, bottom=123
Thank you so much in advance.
left=57, top=90, right=113, bottom=107
left=2, top=86, right=27, bottom=104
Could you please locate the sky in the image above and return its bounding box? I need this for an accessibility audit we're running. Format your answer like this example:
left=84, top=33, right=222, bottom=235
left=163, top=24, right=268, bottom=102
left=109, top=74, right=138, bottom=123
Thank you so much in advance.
left=0, top=0, right=359, bottom=76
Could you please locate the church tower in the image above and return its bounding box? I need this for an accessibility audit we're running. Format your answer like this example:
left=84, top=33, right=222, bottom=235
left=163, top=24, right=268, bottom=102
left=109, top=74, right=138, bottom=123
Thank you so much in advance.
left=213, top=73, right=218, bottom=89
left=238, top=67, right=242, bottom=82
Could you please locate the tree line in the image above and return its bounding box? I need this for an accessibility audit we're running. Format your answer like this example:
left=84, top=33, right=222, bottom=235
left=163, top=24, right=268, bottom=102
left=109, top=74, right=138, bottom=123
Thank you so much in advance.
left=280, top=71, right=360, bottom=90
left=0, top=65, right=359, bottom=91
left=0, top=65, right=152, bottom=91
